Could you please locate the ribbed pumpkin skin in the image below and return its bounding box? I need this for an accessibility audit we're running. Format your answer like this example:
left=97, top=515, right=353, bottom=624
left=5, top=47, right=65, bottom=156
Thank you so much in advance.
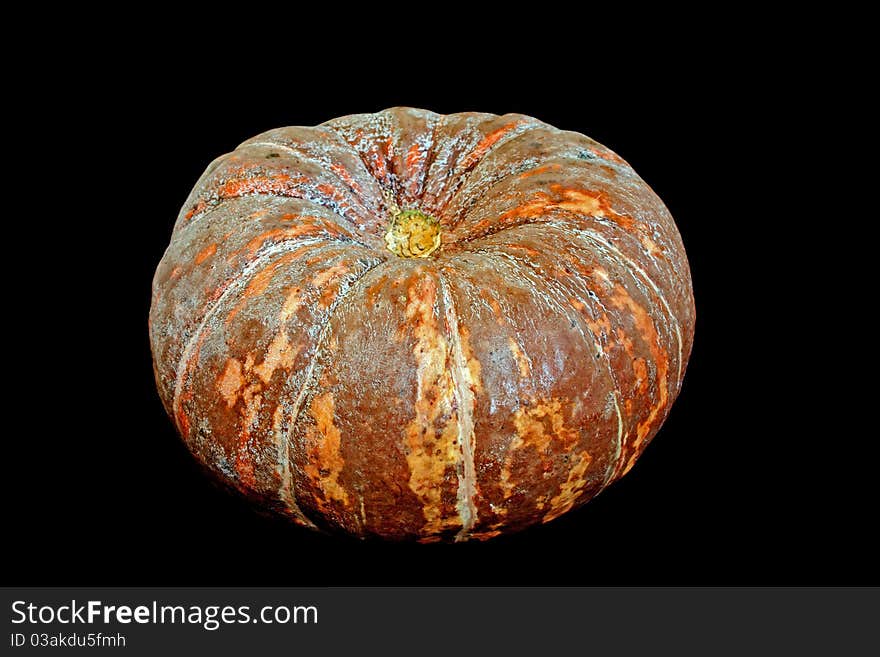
left=149, top=108, right=695, bottom=542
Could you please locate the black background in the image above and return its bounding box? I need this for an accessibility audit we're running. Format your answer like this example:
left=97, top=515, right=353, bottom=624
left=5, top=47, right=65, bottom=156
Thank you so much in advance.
left=7, top=25, right=870, bottom=586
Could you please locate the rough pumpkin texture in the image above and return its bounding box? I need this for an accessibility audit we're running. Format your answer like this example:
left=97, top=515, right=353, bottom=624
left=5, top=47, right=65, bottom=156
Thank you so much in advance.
left=149, top=108, right=695, bottom=542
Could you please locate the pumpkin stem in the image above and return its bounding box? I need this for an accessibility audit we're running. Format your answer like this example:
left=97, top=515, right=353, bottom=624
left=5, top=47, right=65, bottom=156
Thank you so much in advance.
left=383, top=191, right=441, bottom=258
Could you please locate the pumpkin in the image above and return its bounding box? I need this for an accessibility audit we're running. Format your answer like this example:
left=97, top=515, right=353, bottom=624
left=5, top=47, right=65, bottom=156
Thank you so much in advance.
left=149, top=107, right=695, bottom=542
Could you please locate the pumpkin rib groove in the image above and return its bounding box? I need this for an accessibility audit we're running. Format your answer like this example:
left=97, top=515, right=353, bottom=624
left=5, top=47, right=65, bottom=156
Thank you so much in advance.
left=462, top=216, right=684, bottom=388
left=480, top=239, right=630, bottom=489
left=476, top=228, right=683, bottom=483
left=470, top=247, right=624, bottom=508
left=436, top=270, right=479, bottom=541
left=237, top=140, right=381, bottom=224
left=450, top=216, right=546, bottom=247
left=421, top=115, right=515, bottom=217
left=320, top=122, right=401, bottom=220
left=452, top=219, right=686, bottom=384
left=437, top=119, right=544, bottom=219
left=170, top=237, right=336, bottom=424
left=414, top=114, right=444, bottom=200
left=183, top=230, right=373, bottom=275
left=181, top=192, right=351, bottom=238
left=170, top=195, right=371, bottom=250
left=281, top=257, right=390, bottom=526
left=478, top=246, right=627, bottom=491
left=446, top=149, right=627, bottom=233
left=505, top=240, right=630, bottom=489
left=317, top=121, right=380, bottom=185
left=277, top=432, right=319, bottom=528
left=444, top=157, right=543, bottom=232
left=552, top=223, right=685, bottom=387
left=605, top=393, right=626, bottom=492
left=441, top=123, right=556, bottom=227
left=182, top=165, right=381, bottom=239
left=518, top=224, right=682, bottom=480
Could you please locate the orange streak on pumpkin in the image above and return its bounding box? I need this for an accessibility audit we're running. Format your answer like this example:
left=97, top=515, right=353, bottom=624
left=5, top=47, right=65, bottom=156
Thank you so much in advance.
left=246, top=228, right=293, bottom=255
left=229, top=282, right=310, bottom=488
left=328, top=162, right=362, bottom=194
left=374, top=135, right=394, bottom=178
left=220, top=174, right=302, bottom=197
left=469, top=530, right=502, bottom=541
left=405, top=142, right=423, bottom=170
left=234, top=385, right=261, bottom=489
left=244, top=220, right=343, bottom=255
left=319, top=284, right=339, bottom=309
left=551, top=185, right=637, bottom=230
left=472, top=186, right=635, bottom=236
left=242, top=262, right=279, bottom=299
left=194, top=243, right=217, bottom=265
left=175, top=403, right=191, bottom=437
left=304, top=392, right=350, bottom=512
left=218, top=358, right=244, bottom=408
left=543, top=450, right=593, bottom=522
left=552, top=186, right=606, bottom=216
left=223, top=246, right=321, bottom=327
left=311, top=262, right=349, bottom=309
left=518, top=163, right=562, bottom=179
left=499, top=398, right=583, bottom=512
left=502, top=243, right=542, bottom=258
left=369, top=150, right=387, bottom=180
left=460, top=121, right=524, bottom=170
left=252, top=332, right=300, bottom=384
left=608, top=284, right=670, bottom=475
left=403, top=141, right=428, bottom=198
left=459, top=326, right=483, bottom=395
left=497, top=192, right=555, bottom=222
left=641, top=234, right=663, bottom=257
left=315, top=183, right=349, bottom=209
left=501, top=394, right=594, bottom=522
left=632, top=357, right=650, bottom=396
left=185, top=171, right=313, bottom=220
left=507, top=337, right=532, bottom=379
left=613, top=324, right=640, bottom=416
left=581, top=308, right=612, bottom=339
left=311, top=262, right=349, bottom=289
left=279, top=286, right=303, bottom=323
left=478, top=288, right=505, bottom=324
left=365, top=274, right=389, bottom=307
left=403, top=273, right=464, bottom=535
